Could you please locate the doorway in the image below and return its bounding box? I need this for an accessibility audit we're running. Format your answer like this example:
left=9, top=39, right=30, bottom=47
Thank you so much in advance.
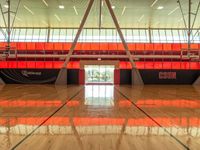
left=85, top=65, right=115, bottom=84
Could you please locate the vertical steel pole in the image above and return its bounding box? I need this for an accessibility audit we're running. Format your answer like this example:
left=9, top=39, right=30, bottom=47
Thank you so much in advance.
left=47, top=27, right=50, bottom=43
left=188, top=0, right=191, bottom=57
left=99, top=0, right=102, bottom=29
left=7, top=0, right=11, bottom=53
left=148, top=27, right=152, bottom=43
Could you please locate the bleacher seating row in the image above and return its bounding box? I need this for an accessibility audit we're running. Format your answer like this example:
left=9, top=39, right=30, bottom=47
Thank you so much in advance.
left=0, top=42, right=199, bottom=51
left=0, top=61, right=199, bottom=69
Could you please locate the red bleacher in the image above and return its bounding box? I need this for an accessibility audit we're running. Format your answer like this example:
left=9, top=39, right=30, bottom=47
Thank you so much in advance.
left=0, top=42, right=199, bottom=51
left=0, top=61, right=199, bottom=69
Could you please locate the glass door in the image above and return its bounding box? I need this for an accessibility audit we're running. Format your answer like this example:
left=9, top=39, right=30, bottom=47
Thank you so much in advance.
left=85, top=65, right=114, bottom=84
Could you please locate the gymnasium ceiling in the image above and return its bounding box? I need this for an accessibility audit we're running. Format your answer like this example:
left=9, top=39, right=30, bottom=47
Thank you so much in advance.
left=0, top=0, right=200, bottom=29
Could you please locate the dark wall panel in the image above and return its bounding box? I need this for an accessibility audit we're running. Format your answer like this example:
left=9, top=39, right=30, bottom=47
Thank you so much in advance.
left=0, top=69, right=59, bottom=84
left=140, top=70, right=200, bottom=84
left=120, top=69, right=132, bottom=84
left=67, top=69, right=79, bottom=84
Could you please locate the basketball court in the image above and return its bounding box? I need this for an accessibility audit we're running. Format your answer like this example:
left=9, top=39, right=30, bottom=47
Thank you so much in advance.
left=0, top=0, right=200, bottom=150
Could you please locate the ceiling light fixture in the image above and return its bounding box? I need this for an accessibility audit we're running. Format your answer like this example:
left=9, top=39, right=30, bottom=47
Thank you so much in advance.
left=42, top=0, right=48, bottom=7
left=24, top=5, right=34, bottom=15
left=101, top=14, right=103, bottom=23
left=3, top=4, right=9, bottom=8
left=150, top=0, right=158, bottom=7
left=16, top=17, right=22, bottom=21
left=54, top=14, right=61, bottom=22
left=121, top=6, right=126, bottom=16
left=59, top=5, right=65, bottom=9
left=138, top=15, right=144, bottom=22
left=157, top=6, right=163, bottom=10
left=42, top=20, right=48, bottom=26
left=178, top=18, right=183, bottom=22
left=73, top=6, right=78, bottom=15
left=154, top=21, right=160, bottom=26
left=10, top=13, right=22, bottom=21
left=168, top=6, right=179, bottom=15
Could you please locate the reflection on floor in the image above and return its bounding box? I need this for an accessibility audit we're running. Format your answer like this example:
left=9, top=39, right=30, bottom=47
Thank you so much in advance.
left=85, top=85, right=114, bottom=106
left=0, top=85, right=200, bottom=150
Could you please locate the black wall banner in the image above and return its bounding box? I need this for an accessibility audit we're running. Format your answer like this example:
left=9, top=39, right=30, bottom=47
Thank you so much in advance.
left=0, top=69, right=199, bottom=84
left=139, top=70, right=200, bottom=84
left=0, top=69, right=59, bottom=84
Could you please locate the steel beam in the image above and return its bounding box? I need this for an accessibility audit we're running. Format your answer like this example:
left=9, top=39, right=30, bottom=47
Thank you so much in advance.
left=104, top=0, right=143, bottom=85
left=6, top=0, right=11, bottom=53
left=104, top=0, right=135, bottom=68
left=55, top=0, right=94, bottom=84
left=47, top=27, right=50, bottom=42
left=62, top=0, right=94, bottom=68
left=1, top=26, right=200, bottom=30
left=99, top=0, right=102, bottom=28
left=148, top=27, right=152, bottom=43
left=188, top=0, right=192, bottom=57
left=1, top=54, right=197, bottom=59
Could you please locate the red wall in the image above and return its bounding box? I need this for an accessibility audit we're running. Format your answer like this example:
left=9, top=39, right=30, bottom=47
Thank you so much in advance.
left=114, top=69, right=120, bottom=85
left=79, top=69, right=85, bottom=85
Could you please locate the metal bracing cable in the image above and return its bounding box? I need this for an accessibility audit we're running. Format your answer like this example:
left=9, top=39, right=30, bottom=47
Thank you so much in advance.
left=177, top=0, right=187, bottom=29
left=0, top=4, right=8, bottom=33
left=11, top=0, right=21, bottom=31
left=0, top=26, right=7, bottom=39
left=191, top=26, right=200, bottom=42
left=191, top=0, right=200, bottom=42
left=191, top=0, right=200, bottom=29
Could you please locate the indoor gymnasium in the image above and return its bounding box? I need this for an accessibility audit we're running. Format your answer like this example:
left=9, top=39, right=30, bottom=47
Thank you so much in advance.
left=0, top=0, right=200, bottom=149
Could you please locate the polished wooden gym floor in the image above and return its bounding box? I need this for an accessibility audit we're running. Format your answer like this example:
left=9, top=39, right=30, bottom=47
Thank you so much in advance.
left=0, top=84, right=200, bottom=150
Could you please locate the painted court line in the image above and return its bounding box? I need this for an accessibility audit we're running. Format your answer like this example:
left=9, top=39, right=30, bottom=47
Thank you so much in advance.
left=115, top=87, right=190, bottom=150
left=11, top=87, right=84, bottom=150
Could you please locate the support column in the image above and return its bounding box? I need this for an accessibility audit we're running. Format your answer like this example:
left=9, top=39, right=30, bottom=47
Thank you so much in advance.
left=104, top=0, right=143, bottom=85
left=193, top=76, right=200, bottom=85
left=132, top=69, right=144, bottom=85
left=55, top=0, right=94, bottom=85
left=0, top=77, right=5, bottom=85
